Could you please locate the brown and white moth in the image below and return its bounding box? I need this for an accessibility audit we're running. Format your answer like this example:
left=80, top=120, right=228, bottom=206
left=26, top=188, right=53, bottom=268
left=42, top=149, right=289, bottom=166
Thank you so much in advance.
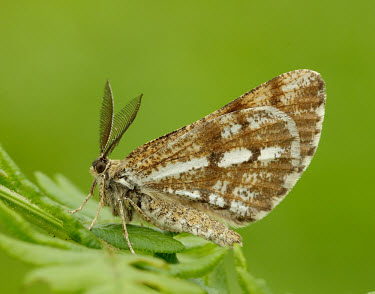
left=70, top=69, right=326, bottom=254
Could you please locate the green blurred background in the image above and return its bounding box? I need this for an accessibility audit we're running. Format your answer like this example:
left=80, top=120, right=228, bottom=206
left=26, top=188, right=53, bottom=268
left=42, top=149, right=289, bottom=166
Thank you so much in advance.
left=0, top=0, right=374, bottom=293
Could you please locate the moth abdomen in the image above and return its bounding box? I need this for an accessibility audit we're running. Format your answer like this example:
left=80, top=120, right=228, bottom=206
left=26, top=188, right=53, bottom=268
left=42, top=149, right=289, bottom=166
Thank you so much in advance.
left=137, top=192, right=242, bottom=247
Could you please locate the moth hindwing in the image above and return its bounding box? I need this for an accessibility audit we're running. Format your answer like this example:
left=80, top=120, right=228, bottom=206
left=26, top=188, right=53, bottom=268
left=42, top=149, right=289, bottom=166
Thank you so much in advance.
left=70, top=70, right=326, bottom=253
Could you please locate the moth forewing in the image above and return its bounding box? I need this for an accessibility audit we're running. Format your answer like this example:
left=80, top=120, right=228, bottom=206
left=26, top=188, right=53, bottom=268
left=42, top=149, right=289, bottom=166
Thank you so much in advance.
left=72, top=70, right=326, bottom=252
left=128, top=106, right=302, bottom=227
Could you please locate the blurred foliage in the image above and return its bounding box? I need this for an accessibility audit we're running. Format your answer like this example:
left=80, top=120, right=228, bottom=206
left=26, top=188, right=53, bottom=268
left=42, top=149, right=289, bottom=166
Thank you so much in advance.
left=0, top=0, right=374, bottom=293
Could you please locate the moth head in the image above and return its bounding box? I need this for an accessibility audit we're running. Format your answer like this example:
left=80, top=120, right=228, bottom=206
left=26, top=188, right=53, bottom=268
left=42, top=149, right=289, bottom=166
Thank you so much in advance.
left=91, top=156, right=108, bottom=175
left=92, top=80, right=142, bottom=172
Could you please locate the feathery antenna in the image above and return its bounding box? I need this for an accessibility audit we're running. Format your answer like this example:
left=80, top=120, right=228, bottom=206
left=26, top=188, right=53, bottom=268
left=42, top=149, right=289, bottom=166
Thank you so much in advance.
left=99, top=80, right=142, bottom=157
left=99, top=80, right=114, bottom=153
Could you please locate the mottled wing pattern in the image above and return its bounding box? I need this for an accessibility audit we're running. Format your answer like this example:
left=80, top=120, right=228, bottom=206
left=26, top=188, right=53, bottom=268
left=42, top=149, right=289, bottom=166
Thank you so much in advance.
left=122, top=69, right=325, bottom=225
left=128, top=106, right=300, bottom=225
left=125, top=69, right=325, bottom=172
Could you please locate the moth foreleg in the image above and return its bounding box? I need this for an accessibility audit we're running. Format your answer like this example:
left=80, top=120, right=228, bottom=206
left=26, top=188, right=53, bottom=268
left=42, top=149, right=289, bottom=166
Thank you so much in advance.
left=88, top=179, right=104, bottom=230
left=88, top=201, right=101, bottom=230
left=118, top=198, right=135, bottom=255
left=69, top=179, right=97, bottom=214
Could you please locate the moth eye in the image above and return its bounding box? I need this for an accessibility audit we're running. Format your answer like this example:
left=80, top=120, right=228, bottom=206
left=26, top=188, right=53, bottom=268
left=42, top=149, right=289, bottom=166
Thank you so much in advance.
left=96, top=162, right=106, bottom=173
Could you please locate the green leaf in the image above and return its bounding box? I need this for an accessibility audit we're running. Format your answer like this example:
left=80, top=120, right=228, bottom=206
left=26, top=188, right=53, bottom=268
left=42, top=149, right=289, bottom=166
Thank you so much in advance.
left=0, top=185, right=66, bottom=239
left=0, top=233, right=203, bottom=294
left=169, top=235, right=229, bottom=278
left=91, top=223, right=185, bottom=253
left=154, top=253, right=179, bottom=264
left=0, top=233, right=99, bottom=266
left=0, top=165, right=7, bottom=177
left=174, top=233, right=212, bottom=249
left=0, top=200, right=86, bottom=251
left=233, top=243, right=248, bottom=271
left=202, top=259, right=230, bottom=294
left=0, top=183, right=101, bottom=249
left=233, top=244, right=272, bottom=294
left=0, top=144, right=45, bottom=203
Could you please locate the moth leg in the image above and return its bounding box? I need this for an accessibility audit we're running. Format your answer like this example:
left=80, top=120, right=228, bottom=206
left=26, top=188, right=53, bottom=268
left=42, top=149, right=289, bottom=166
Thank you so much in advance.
left=118, top=198, right=135, bottom=255
left=69, top=179, right=97, bottom=214
left=125, top=198, right=154, bottom=224
left=88, top=201, right=101, bottom=230
left=88, top=178, right=105, bottom=230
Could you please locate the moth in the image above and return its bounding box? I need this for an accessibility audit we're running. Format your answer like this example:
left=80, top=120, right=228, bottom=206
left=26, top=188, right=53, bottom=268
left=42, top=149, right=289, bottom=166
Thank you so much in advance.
left=70, top=69, right=326, bottom=254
